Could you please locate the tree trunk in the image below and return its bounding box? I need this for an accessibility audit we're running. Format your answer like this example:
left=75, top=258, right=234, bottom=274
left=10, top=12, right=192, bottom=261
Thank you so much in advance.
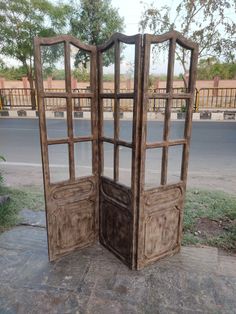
left=27, top=72, right=36, bottom=110
left=181, top=74, right=188, bottom=90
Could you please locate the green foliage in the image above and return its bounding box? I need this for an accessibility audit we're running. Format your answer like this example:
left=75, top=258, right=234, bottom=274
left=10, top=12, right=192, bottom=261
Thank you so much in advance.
left=184, top=189, right=236, bottom=225
left=0, top=155, right=5, bottom=187
left=183, top=189, right=236, bottom=252
left=140, top=0, right=236, bottom=75
left=0, top=65, right=28, bottom=80
left=197, top=58, right=236, bottom=80
left=0, top=186, right=44, bottom=232
left=0, top=0, right=71, bottom=86
left=70, top=0, right=124, bottom=67
left=72, top=68, right=90, bottom=82
left=206, top=225, right=236, bottom=251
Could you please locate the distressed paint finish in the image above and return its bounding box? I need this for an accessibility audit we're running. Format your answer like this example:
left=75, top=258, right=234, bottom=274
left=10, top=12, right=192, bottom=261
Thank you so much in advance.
left=97, top=33, right=142, bottom=269
left=34, top=35, right=99, bottom=261
left=34, top=31, right=198, bottom=269
left=137, top=32, right=198, bottom=269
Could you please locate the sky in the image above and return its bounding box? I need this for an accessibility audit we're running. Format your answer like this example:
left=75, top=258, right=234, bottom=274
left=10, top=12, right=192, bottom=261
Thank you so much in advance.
left=111, top=0, right=176, bottom=35
left=109, top=0, right=182, bottom=75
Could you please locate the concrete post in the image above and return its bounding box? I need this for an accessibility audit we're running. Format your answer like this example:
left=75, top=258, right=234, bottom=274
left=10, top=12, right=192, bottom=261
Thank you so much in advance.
left=213, top=76, right=220, bottom=96
left=22, top=77, right=28, bottom=95
left=0, top=77, right=5, bottom=89
left=71, top=77, right=77, bottom=90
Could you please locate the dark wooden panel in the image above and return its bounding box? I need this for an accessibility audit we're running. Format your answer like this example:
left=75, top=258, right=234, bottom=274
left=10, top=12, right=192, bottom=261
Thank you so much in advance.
left=100, top=198, right=132, bottom=265
left=101, top=177, right=132, bottom=208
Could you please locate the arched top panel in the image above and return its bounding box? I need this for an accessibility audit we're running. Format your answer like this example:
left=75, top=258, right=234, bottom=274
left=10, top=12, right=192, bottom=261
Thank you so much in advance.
left=144, top=30, right=198, bottom=50
left=34, top=34, right=96, bottom=53
left=97, top=32, right=142, bottom=52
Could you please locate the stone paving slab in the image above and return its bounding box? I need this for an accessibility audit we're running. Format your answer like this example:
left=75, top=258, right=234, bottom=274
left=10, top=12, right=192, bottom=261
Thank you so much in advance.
left=18, top=209, right=46, bottom=227
left=0, top=225, right=236, bottom=314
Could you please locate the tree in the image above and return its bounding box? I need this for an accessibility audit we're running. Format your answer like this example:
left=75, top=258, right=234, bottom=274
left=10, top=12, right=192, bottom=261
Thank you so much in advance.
left=139, top=0, right=236, bottom=86
left=197, top=57, right=236, bottom=79
left=70, top=0, right=124, bottom=67
left=0, top=0, right=71, bottom=106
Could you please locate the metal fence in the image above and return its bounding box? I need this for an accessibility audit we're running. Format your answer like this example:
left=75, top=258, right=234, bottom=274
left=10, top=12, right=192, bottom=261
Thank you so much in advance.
left=0, top=88, right=34, bottom=110
left=0, top=87, right=235, bottom=112
left=195, top=88, right=236, bottom=111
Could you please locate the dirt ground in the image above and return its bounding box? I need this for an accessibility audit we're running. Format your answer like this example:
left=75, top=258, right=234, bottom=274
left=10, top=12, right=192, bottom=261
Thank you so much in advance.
left=2, top=164, right=236, bottom=195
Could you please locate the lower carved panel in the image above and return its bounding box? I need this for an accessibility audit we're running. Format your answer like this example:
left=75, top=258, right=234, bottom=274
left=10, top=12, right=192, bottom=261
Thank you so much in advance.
left=47, top=199, right=96, bottom=260
left=144, top=207, right=180, bottom=259
left=100, top=199, right=132, bottom=264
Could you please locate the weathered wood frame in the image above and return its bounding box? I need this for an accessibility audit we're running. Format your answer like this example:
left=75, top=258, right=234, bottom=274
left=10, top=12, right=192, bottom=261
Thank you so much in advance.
left=136, top=33, right=198, bottom=269
left=34, top=31, right=198, bottom=269
left=34, top=35, right=99, bottom=261
left=97, top=33, right=142, bottom=268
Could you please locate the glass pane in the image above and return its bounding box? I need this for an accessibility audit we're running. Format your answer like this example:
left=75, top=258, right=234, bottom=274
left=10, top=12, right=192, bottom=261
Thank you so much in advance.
left=102, top=45, right=115, bottom=93
left=41, top=43, right=65, bottom=91
left=70, top=44, right=91, bottom=93
left=74, top=142, right=92, bottom=178
left=103, top=142, right=114, bottom=179
left=120, top=43, right=135, bottom=92
left=146, top=99, right=166, bottom=143
left=118, top=146, right=132, bottom=187
left=145, top=148, right=162, bottom=188
left=172, top=98, right=186, bottom=112
left=48, top=144, right=69, bottom=183
left=73, top=98, right=91, bottom=137
left=169, top=120, right=185, bottom=140
left=169, top=98, right=187, bottom=140
left=44, top=98, right=67, bottom=139
left=167, top=145, right=183, bottom=184
left=119, top=99, right=133, bottom=142
left=149, top=42, right=169, bottom=94
left=174, top=43, right=191, bottom=93
left=103, top=99, right=114, bottom=138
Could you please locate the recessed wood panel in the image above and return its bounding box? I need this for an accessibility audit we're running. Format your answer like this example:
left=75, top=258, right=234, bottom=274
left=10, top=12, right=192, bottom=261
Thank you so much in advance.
left=100, top=198, right=132, bottom=264
left=144, top=207, right=180, bottom=259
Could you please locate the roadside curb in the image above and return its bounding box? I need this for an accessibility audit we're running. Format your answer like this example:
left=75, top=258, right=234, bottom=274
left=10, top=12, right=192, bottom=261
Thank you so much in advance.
left=0, top=110, right=236, bottom=121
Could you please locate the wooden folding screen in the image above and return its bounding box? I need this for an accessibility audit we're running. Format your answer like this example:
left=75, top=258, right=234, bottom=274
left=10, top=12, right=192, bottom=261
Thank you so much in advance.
left=34, top=31, right=198, bottom=269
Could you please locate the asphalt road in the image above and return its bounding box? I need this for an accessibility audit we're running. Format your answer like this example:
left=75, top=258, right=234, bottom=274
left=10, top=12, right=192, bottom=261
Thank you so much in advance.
left=0, top=118, right=235, bottom=191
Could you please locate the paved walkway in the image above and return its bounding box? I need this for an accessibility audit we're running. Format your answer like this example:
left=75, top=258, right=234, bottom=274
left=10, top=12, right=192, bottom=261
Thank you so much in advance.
left=0, top=211, right=236, bottom=314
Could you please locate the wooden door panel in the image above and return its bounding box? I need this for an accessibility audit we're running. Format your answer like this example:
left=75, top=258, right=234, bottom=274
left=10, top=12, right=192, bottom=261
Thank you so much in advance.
left=137, top=32, right=198, bottom=269
left=97, top=34, right=142, bottom=269
left=34, top=35, right=98, bottom=261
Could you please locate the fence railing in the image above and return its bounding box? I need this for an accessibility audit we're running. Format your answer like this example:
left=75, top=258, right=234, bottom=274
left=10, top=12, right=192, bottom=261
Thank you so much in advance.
left=0, top=88, right=35, bottom=110
left=0, top=87, right=235, bottom=112
left=195, top=88, right=236, bottom=111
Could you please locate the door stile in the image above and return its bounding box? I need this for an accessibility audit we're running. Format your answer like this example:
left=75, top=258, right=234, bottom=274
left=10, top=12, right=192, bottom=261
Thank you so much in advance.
left=91, top=46, right=100, bottom=237
left=136, top=33, right=151, bottom=269
left=131, top=34, right=143, bottom=269
left=114, top=40, right=120, bottom=182
left=64, top=41, right=75, bottom=181
left=34, top=36, right=52, bottom=259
